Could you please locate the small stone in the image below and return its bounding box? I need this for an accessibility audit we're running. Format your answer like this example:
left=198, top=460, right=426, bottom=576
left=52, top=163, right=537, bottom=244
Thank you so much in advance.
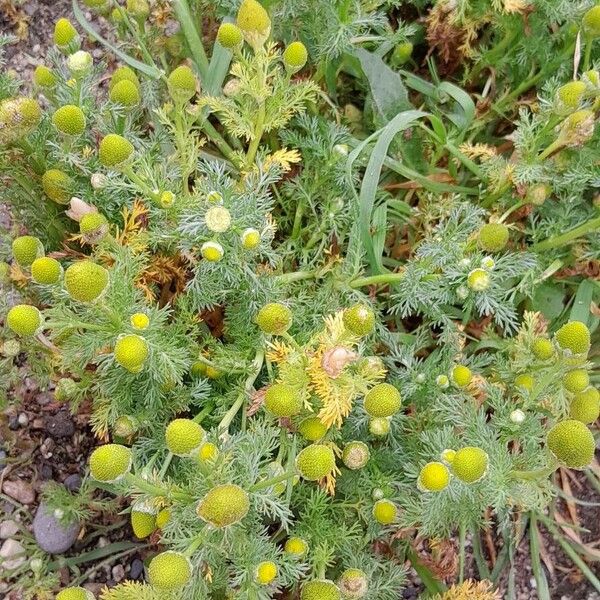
left=44, top=411, right=75, bottom=439
left=0, top=449, right=6, bottom=469
left=64, top=474, right=82, bottom=492
left=39, top=463, right=53, bottom=480
left=33, top=502, right=80, bottom=554
left=17, top=413, right=28, bottom=426
left=130, top=557, right=144, bottom=580
left=8, top=415, right=19, bottom=430
left=97, top=536, right=109, bottom=548
left=0, top=520, right=19, bottom=539
left=112, top=564, right=125, bottom=582
left=3, top=479, right=35, bottom=504
left=0, top=538, right=26, bottom=570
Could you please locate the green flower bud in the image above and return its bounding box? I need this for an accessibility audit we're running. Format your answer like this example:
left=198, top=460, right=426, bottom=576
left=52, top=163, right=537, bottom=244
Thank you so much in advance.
left=256, top=302, right=292, bottom=334
left=167, top=65, right=197, bottom=103
left=12, top=235, right=43, bottom=266
left=296, top=444, right=336, bottom=481
left=6, top=304, right=42, bottom=336
left=217, top=23, right=243, bottom=48
left=52, top=105, right=86, bottom=136
left=33, top=65, right=57, bottom=88
left=547, top=419, right=595, bottom=468
left=109, top=79, right=141, bottom=107
left=147, top=551, right=192, bottom=590
left=42, top=169, right=73, bottom=204
left=477, top=223, right=509, bottom=252
left=283, top=41, right=307, bottom=72
left=99, top=134, right=134, bottom=167
left=65, top=260, right=109, bottom=302
left=31, top=257, right=62, bottom=285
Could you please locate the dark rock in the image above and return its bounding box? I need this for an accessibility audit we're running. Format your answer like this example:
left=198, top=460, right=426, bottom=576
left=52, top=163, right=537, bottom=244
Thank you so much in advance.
left=130, top=558, right=144, bottom=580
left=64, top=474, right=82, bottom=493
left=39, top=463, right=53, bottom=480
left=8, top=415, right=20, bottom=430
left=44, top=411, right=75, bottom=439
left=33, top=502, right=80, bottom=554
left=0, top=450, right=6, bottom=469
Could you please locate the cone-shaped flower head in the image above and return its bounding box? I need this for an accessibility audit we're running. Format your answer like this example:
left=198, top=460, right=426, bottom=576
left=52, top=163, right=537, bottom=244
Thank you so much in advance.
left=52, top=105, right=86, bottom=136
left=197, top=441, right=219, bottom=463
left=12, top=235, right=43, bottom=266
left=167, top=65, right=197, bottom=102
left=217, top=23, right=243, bottom=48
left=42, top=169, right=72, bottom=204
left=451, top=365, right=472, bottom=387
left=564, top=369, right=590, bottom=393
left=296, top=444, right=336, bottom=481
left=156, top=508, right=171, bottom=529
left=6, top=305, right=42, bottom=336
left=65, top=260, right=109, bottom=302
left=109, top=66, right=140, bottom=91
left=301, top=580, right=341, bottom=600
left=477, top=223, right=509, bottom=252
left=56, top=588, right=95, bottom=600
left=451, top=447, right=489, bottom=483
left=372, top=499, right=397, bottom=524
left=283, top=41, right=308, bottom=72
left=255, top=561, right=277, bottom=585
left=298, top=416, right=327, bottom=441
left=342, top=441, right=370, bottom=470
left=241, top=227, right=261, bottom=249
left=515, top=373, right=534, bottom=391
left=418, top=461, right=450, bottom=492
left=200, top=241, right=224, bottom=262
left=54, top=18, right=78, bottom=47
left=80, top=212, right=109, bottom=243
left=369, top=417, right=390, bottom=436
left=256, top=302, right=292, bottom=334
left=113, top=415, right=139, bottom=438
left=236, top=0, right=271, bottom=48
left=338, top=568, right=368, bottom=599
left=196, top=484, right=250, bottom=528
left=165, top=418, right=204, bottom=456
left=570, top=388, right=600, bottom=424
left=531, top=337, right=554, bottom=360
left=364, top=383, right=401, bottom=418
left=284, top=536, right=308, bottom=556
left=556, top=81, right=587, bottom=112
left=99, top=134, right=134, bottom=167
left=467, top=268, right=490, bottom=292
left=131, top=505, right=157, bottom=539
left=0, top=97, right=41, bottom=143
left=31, top=257, right=62, bottom=285
left=89, top=444, right=132, bottom=482
left=147, top=551, right=192, bottom=590
left=33, top=65, right=57, bottom=88
left=264, top=383, right=303, bottom=417
left=343, top=304, right=375, bottom=336
left=583, top=6, right=600, bottom=37
left=555, top=321, right=591, bottom=355
left=547, top=420, right=595, bottom=468
left=114, top=334, right=149, bottom=373
left=110, top=79, right=141, bottom=107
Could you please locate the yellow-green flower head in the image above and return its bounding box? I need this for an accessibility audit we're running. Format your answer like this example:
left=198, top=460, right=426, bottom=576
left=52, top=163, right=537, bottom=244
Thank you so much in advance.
left=109, top=66, right=140, bottom=91
left=372, top=499, right=397, bottom=525
left=338, top=568, right=368, bottom=599
left=165, top=418, right=204, bottom=456
left=556, top=80, right=587, bottom=112
left=67, top=51, right=93, bottom=76
left=130, top=312, right=150, bottom=330
left=451, top=365, right=472, bottom=387
left=33, top=65, right=56, bottom=88
left=99, top=134, right=134, bottom=167
left=207, top=190, right=223, bottom=203
left=264, top=383, right=303, bottom=417
left=570, top=388, right=600, bottom=424
left=436, top=374, right=450, bottom=388
left=343, top=304, right=375, bottom=337
left=284, top=536, right=308, bottom=556
left=113, top=414, right=139, bottom=438
left=148, top=551, right=192, bottom=590
left=515, top=373, right=534, bottom=391
left=197, top=441, right=219, bottom=463
left=2, top=339, right=21, bottom=357
left=200, top=241, right=224, bottom=262
left=160, top=191, right=175, bottom=208
left=236, top=0, right=271, bottom=48
left=12, top=235, right=43, bottom=266
left=583, top=5, right=600, bottom=38
left=241, top=228, right=261, bottom=249
left=196, top=483, right=250, bottom=528
left=477, top=223, right=509, bottom=252
left=364, top=383, right=401, bottom=418
left=255, top=561, right=278, bottom=585
left=547, top=419, right=595, bottom=468
left=217, top=22, right=244, bottom=48
left=467, top=268, right=490, bottom=292
left=301, top=580, right=341, bottom=600
left=131, top=504, right=157, bottom=538
left=418, top=462, right=450, bottom=492
left=510, top=408, right=526, bottom=424
left=110, top=79, right=141, bottom=107
left=451, top=447, right=489, bottom=483
left=564, top=369, right=590, bottom=394
left=298, top=416, right=328, bottom=441
left=65, top=260, right=109, bottom=302
left=127, top=0, right=150, bottom=19
left=80, top=212, right=109, bottom=244
left=89, top=443, right=132, bottom=482
left=42, top=169, right=72, bottom=204
left=531, top=337, right=554, bottom=360
left=584, top=69, right=600, bottom=88
left=526, top=182, right=552, bottom=205
left=56, top=587, right=95, bottom=600
left=559, top=109, right=596, bottom=146
left=441, top=448, right=456, bottom=464
left=52, top=105, right=86, bottom=136
left=283, top=41, right=308, bottom=72
left=167, top=65, right=198, bottom=102
left=0, top=97, right=41, bottom=143
left=54, top=18, right=78, bottom=47
left=6, top=305, right=42, bottom=337
left=114, top=334, right=149, bottom=373
left=256, top=302, right=292, bottom=335
left=31, top=257, right=62, bottom=285
left=205, top=206, right=232, bottom=233
left=392, top=41, right=413, bottom=64
left=555, top=321, right=591, bottom=355
left=369, top=416, right=390, bottom=437
left=156, top=508, right=171, bottom=529
left=296, top=444, right=336, bottom=481
left=342, top=441, right=370, bottom=470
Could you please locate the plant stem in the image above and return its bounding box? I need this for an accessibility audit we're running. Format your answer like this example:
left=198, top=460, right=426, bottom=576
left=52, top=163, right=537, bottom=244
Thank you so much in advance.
left=537, top=138, right=564, bottom=161
left=125, top=473, right=193, bottom=502
left=245, top=103, right=266, bottom=167
left=583, top=38, right=593, bottom=72
left=274, top=271, right=317, bottom=284
left=249, top=470, right=297, bottom=492
left=201, top=119, right=239, bottom=165
left=510, top=465, right=557, bottom=481
left=531, top=215, right=600, bottom=252
left=458, top=522, right=466, bottom=583
left=349, top=272, right=404, bottom=288
left=121, top=166, right=161, bottom=202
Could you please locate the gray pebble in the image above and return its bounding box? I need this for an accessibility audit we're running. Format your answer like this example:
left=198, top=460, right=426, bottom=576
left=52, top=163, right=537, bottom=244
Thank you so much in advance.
left=130, top=558, right=144, bottom=580
left=33, top=502, right=80, bottom=554
left=64, top=474, right=82, bottom=492
left=0, top=450, right=6, bottom=469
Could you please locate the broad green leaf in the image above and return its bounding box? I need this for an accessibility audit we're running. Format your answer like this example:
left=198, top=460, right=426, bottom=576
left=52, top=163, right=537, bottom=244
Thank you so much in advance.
left=531, top=282, right=566, bottom=321
left=569, top=278, right=596, bottom=326
left=205, top=41, right=233, bottom=96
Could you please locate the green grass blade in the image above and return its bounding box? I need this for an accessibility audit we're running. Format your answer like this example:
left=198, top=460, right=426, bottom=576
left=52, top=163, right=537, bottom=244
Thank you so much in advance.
left=529, top=513, right=551, bottom=600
